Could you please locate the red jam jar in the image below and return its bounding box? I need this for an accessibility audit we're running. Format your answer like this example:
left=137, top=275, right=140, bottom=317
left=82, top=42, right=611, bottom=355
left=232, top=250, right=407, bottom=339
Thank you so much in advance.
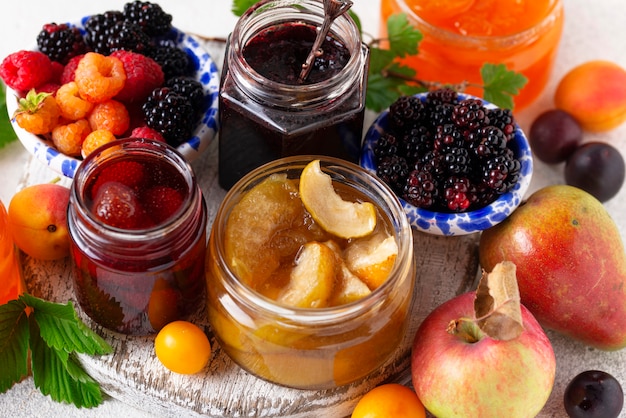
left=67, top=138, right=207, bottom=335
left=218, top=0, right=370, bottom=189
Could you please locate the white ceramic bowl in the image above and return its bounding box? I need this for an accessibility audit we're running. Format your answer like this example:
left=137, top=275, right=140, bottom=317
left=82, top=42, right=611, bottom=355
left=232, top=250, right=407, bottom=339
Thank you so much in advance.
left=360, top=92, right=533, bottom=236
left=5, top=21, right=220, bottom=179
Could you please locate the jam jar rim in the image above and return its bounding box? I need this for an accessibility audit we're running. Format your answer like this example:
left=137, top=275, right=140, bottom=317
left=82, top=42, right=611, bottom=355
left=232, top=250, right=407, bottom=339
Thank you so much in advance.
left=70, top=137, right=201, bottom=242
left=210, top=155, right=414, bottom=325
left=395, top=0, right=563, bottom=46
left=228, top=0, right=367, bottom=109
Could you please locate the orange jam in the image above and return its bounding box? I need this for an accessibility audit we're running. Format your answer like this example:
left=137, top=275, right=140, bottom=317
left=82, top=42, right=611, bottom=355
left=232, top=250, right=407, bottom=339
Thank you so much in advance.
left=381, top=0, right=564, bottom=110
left=0, top=202, right=25, bottom=304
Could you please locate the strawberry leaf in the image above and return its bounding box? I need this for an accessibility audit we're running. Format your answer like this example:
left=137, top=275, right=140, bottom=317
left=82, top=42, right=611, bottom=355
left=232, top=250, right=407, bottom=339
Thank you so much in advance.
left=481, top=63, right=528, bottom=110
left=29, top=318, right=104, bottom=408
left=474, top=261, right=524, bottom=341
left=0, top=299, right=30, bottom=392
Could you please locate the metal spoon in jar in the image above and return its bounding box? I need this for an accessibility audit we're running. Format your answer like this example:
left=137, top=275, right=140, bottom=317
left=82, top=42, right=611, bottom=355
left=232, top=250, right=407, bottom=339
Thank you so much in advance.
left=298, top=0, right=353, bottom=83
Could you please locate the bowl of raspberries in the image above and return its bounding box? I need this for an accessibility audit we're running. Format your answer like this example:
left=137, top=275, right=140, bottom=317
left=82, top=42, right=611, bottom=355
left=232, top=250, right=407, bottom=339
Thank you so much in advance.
left=360, top=89, right=533, bottom=236
left=0, top=1, right=219, bottom=179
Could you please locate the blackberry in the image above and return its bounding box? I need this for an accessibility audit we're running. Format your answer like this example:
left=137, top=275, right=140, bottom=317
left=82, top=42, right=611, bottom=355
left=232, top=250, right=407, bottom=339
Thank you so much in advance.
left=164, top=76, right=205, bottom=114
left=487, top=107, right=516, bottom=142
left=433, top=124, right=463, bottom=153
left=403, top=169, right=439, bottom=209
left=107, top=21, right=154, bottom=55
left=374, top=132, right=400, bottom=161
left=388, top=95, right=427, bottom=134
left=442, top=176, right=475, bottom=212
left=376, top=154, right=409, bottom=195
left=425, top=87, right=458, bottom=107
left=480, top=152, right=519, bottom=193
left=468, top=126, right=508, bottom=158
left=442, top=146, right=471, bottom=175
left=123, top=1, right=173, bottom=36
left=452, top=98, right=489, bottom=134
left=36, top=23, right=87, bottom=64
left=401, top=126, right=432, bottom=161
left=84, top=11, right=125, bottom=55
left=149, top=44, right=192, bottom=80
left=142, top=87, right=196, bottom=146
left=427, top=102, right=454, bottom=131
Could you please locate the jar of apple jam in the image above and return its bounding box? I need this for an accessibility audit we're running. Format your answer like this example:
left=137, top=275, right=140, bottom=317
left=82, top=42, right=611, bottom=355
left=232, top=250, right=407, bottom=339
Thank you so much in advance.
left=218, top=0, right=370, bottom=190
left=67, top=138, right=207, bottom=335
left=206, top=156, right=414, bottom=389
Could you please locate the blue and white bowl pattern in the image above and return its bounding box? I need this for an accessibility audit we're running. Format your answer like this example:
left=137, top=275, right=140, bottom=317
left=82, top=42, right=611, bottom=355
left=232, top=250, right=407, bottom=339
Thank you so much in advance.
left=5, top=20, right=220, bottom=179
left=360, top=93, right=533, bottom=236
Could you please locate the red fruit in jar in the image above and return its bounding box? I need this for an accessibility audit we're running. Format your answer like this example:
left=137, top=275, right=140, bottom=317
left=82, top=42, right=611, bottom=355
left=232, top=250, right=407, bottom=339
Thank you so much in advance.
left=91, top=160, right=147, bottom=196
left=142, top=185, right=184, bottom=224
left=91, top=182, right=153, bottom=229
left=0, top=50, right=53, bottom=91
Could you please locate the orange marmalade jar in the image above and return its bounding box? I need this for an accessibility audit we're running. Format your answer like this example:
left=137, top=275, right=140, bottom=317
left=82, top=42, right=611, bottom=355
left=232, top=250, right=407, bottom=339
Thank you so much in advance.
left=0, top=201, right=25, bottom=304
left=381, top=0, right=564, bottom=110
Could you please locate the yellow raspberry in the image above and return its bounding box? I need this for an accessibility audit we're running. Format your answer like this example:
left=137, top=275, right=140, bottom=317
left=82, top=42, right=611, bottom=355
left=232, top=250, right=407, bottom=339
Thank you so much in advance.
left=55, top=81, right=94, bottom=120
left=81, top=129, right=117, bottom=158
left=88, top=99, right=130, bottom=135
left=75, top=52, right=126, bottom=103
left=13, top=89, right=60, bottom=135
left=51, top=119, right=91, bottom=157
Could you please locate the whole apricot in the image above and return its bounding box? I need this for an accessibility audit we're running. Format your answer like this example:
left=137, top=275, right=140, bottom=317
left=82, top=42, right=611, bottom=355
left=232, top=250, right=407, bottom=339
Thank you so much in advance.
left=8, top=183, right=70, bottom=260
left=554, top=60, right=626, bottom=132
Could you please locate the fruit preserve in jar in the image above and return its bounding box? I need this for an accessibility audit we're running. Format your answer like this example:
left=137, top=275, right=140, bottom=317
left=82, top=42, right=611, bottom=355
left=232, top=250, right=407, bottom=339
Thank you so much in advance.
left=68, top=138, right=207, bottom=335
left=206, top=156, right=414, bottom=389
left=218, top=0, right=370, bottom=190
left=380, top=0, right=564, bottom=110
left=0, top=201, right=25, bottom=305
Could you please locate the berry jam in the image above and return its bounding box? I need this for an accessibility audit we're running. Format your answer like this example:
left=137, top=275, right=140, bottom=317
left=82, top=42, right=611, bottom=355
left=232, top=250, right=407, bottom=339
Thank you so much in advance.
left=218, top=0, right=369, bottom=190
left=68, top=139, right=207, bottom=335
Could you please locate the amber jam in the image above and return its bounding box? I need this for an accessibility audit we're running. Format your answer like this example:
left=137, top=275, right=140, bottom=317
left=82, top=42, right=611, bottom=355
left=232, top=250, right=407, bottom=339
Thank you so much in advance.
left=68, top=138, right=207, bottom=335
left=218, top=0, right=369, bottom=190
left=206, top=156, right=414, bottom=389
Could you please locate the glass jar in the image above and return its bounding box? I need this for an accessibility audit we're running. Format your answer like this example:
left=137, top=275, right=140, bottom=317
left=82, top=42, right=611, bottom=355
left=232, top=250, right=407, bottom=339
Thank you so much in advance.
left=0, top=201, right=24, bottom=304
left=67, top=138, right=207, bottom=335
left=218, top=0, right=370, bottom=190
left=380, top=0, right=564, bottom=110
left=206, top=156, right=415, bottom=389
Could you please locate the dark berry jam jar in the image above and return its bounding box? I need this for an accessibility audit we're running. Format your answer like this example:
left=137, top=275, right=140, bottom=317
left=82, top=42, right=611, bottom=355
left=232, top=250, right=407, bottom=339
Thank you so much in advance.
left=67, top=138, right=207, bottom=335
left=218, top=0, right=370, bottom=189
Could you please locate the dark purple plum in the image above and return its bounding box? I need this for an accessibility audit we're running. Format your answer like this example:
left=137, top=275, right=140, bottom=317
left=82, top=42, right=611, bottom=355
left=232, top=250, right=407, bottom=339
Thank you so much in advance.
left=564, top=142, right=625, bottom=202
left=564, top=370, right=624, bottom=418
left=529, top=109, right=583, bottom=164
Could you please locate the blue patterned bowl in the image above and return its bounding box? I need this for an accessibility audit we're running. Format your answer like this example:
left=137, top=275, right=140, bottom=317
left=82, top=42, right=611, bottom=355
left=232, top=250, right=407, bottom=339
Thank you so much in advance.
left=5, top=21, right=220, bottom=179
left=360, top=93, right=533, bottom=236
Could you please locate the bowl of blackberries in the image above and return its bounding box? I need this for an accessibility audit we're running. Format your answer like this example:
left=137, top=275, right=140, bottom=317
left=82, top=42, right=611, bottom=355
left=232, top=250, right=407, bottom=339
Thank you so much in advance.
left=360, top=89, right=533, bottom=236
left=1, top=1, right=219, bottom=179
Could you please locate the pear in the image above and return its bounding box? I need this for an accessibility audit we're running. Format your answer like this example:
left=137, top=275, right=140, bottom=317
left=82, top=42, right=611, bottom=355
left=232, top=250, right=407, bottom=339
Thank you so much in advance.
left=479, top=184, right=626, bottom=350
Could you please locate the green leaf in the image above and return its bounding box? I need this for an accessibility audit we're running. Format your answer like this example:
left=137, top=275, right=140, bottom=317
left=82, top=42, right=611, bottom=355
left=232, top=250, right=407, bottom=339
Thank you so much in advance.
left=232, top=0, right=260, bottom=16
left=386, top=13, right=422, bottom=58
left=368, top=47, right=396, bottom=77
left=29, top=318, right=104, bottom=408
left=0, top=82, right=18, bottom=149
left=0, top=299, right=30, bottom=392
left=481, top=63, right=528, bottom=110
left=20, top=293, right=113, bottom=356
left=366, top=62, right=425, bottom=112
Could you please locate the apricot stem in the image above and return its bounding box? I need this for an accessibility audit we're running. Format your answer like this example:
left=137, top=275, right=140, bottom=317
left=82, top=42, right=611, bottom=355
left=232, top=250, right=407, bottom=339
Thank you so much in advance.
left=447, top=318, right=484, bottom=343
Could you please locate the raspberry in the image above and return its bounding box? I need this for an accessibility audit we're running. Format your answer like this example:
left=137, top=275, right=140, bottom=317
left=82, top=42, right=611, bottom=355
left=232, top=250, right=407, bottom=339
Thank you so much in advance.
left=91, top=160, right=147, bottom=196
left=74, top=52, right=127, bottom=103
left=13, top=90, right=60, bottom=135
left=142, top=87, right=195, bottom=145
left=88, top=99, right=130, bottom=135
left=51, top=119, right=91, bottom=156
left=110, top=50, right=164, bottom=103
left=130, top=125, right=165, bottom=142
left=60, top=54, right=85, bottom=84
left=123, top=1, right=173, bottom=37
left=36, top=23, right=88, bottom=65
left=0, top=50, right=53, bottom=91
left=36, top=82, right=61, bottom=95
left=91, top=181, right=153, bottom=230
left=141, top=185, right=183, bottom=224
left=81, top=129, right=117, bottom=158
left=55, top=81, right=94, bottom=120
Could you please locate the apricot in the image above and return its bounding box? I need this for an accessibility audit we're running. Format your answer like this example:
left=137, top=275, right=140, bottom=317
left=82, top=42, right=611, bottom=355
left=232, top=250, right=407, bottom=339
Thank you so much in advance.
left=8, top=183, right=71, bottom=260
left=554, top=60, right=626, bottom=132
